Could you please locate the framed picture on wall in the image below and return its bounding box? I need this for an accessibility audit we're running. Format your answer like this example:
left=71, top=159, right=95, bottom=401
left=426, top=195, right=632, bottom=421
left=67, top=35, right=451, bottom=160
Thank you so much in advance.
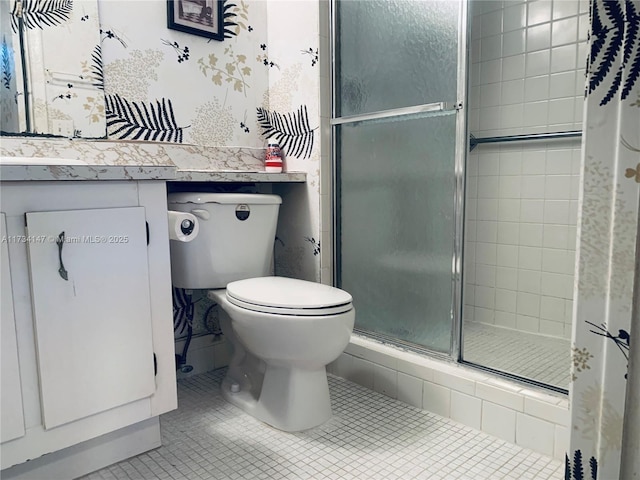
left=167, top=0, right=224, bottom=41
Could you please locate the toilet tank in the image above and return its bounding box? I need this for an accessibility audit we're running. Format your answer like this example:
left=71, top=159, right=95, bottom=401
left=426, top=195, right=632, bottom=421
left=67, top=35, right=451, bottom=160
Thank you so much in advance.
left=168, top=193, right=282, bottom=289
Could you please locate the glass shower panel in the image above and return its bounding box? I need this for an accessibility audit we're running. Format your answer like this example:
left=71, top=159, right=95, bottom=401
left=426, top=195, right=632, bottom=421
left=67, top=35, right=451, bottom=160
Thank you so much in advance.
left=336, top=0, right=460, bottom=117
left=338, top=111, right=457, bottom=353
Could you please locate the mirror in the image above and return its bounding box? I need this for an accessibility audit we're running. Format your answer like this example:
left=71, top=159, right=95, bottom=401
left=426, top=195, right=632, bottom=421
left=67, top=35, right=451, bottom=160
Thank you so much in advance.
left=0, top=0, right=106, bottom=138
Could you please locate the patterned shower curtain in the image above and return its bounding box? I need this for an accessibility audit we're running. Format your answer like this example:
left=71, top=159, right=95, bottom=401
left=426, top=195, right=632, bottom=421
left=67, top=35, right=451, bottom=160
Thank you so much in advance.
left=566, top=1, right=640, bottom=479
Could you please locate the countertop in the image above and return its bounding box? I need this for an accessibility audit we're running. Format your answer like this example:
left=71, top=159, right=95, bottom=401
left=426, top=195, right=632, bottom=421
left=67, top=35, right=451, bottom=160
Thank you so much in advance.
left=0, top=164, right=307, bottom=182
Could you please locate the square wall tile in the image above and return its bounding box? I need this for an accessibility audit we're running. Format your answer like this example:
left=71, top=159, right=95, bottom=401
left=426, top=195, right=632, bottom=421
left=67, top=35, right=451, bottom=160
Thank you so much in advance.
left=500, top=104, right=524, bottom=129
left=498, top=199, right=522, bottom=221
left=552, top=17, right=579, bottom=47
left=517, top=291, right=541, bottom=317
left=523, top=101, right=549, bottom=127
left=546, top=149, right=574, bottom=174
left=450, top=391, right=482, bottom=430
left=549, top=98, right=576, bottom=124
left=551, top=44, right=578, bottom=73
left=495, top=288, right=517, bottom=313
left=498, top=222, right=520, bottom=245
left=422, top=381, right=451, bottom=418
left=516, top=314, right=540, bottom=332
left=496, top=266, right=518, bottom=289
left=482, top=10, right=503, bottom=37
left=478, top=176, right=500, bottom=198
left=540, top=295, right=565, bottom=321
left=499, top=176, right=522, bottom=198
left=522, top=150, right=546, bottom=174
left=476, top=243, right=498, bottom=266
left=543, top=224, right=569, bottom=249
left=494, top=310, right=517, bottom=328
left=476, top=263, right=497, bottom=287
left=481, top=34, right=503, bottom=62
left=373, top=364, right=397, bottom=399
left=482, top=401, right=517, bottom=442
left=350, top=357, right=375, bottom=389
left=475, top=286, right=496, bottom=309
left=549, top=71, right=577, bottom=99
left=502, top=55, right=525, bottom=81
left=475, top=306, right=496, bottom=324
left=527, top=1, right=552, bottom=26
left=540, top=272, right=572, bottom=299
left=543, top=200, right=570, bottom=224
left=521, top=175, right=546, bottom=199
left=526, top=50, right=550, bottom=76
left=397, top=372, right=423, bottom=409
left=504, top=4, right=526, bottom=31
left=525, top=75, right=550, bottom=102
left=518, top=246, right=543, bottom=270
left=478, top=152, right=500, bottom=175
left=542, top=248, right=567, bottom=274
left=497, top=244, right=519, bottom=268
left=481, top=59, right=503, bottom=84
left=519, top=223, right=543, bottom=247
left=518, top=269, right=541, bottom=294
left=520, top=199, right=545, bottom=223
left=499, top=149, right=523, bottom=174
left=503, top=29, right=526, bottom=56
left=527, top=23, right=551, bottom=52
left=516, top=413, right=555, bottom=457
left=539, top=319, right=565, bottom=337
left=478, top=199, right=499, bottom=221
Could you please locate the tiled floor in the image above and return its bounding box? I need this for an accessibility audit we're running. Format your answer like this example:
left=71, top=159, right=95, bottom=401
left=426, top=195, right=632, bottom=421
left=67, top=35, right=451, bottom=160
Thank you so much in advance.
left=80, top=369, right=563, bottom=480
left=463, top=321, right=570, bottom=389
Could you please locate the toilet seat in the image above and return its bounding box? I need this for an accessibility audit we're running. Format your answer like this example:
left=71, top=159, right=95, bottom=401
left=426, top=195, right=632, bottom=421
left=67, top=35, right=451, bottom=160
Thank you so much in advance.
left=226, top=277, right=353, bottom=316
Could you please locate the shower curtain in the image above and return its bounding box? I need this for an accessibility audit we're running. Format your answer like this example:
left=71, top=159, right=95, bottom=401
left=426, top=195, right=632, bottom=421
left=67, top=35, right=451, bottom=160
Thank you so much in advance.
left=566, top=1, right=640, bottom=479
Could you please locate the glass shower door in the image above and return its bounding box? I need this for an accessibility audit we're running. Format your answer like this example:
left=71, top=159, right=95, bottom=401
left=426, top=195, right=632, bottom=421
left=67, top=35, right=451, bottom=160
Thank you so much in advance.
left=334, top=0, right=466, bottom=354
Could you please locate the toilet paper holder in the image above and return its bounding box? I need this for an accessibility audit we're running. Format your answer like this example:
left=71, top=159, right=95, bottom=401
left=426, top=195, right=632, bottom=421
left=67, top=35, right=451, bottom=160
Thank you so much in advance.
left=168, top=211, right=199, bottom=242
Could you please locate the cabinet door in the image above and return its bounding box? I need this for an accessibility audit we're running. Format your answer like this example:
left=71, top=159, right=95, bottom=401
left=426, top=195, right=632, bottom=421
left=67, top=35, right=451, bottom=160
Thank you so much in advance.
left=26, top=207, right=155, bottom=429
left=1, top=213, right=26, bottom=443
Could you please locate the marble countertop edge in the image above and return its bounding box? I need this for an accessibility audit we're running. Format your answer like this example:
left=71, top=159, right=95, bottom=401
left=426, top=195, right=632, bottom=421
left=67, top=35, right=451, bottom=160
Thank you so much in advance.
left=0, top=165, right=307, bottom=183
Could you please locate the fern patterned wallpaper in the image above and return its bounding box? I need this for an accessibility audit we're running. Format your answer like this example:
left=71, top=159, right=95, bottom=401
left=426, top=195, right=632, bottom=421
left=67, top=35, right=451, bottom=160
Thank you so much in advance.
left=99, top=0, right=324, bottom=324
left=100, top=1, right=268, bottom=147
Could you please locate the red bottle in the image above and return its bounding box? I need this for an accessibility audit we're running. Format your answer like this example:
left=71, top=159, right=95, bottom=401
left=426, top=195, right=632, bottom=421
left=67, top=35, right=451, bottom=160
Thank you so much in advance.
left=265, top=138, right=283, bottom=173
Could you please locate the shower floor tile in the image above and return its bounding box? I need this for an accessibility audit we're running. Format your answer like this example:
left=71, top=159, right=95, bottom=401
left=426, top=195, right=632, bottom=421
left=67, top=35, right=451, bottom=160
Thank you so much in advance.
left=80, top=370, right=563, bottom=480
left=463, top=322, right=571, bottom=389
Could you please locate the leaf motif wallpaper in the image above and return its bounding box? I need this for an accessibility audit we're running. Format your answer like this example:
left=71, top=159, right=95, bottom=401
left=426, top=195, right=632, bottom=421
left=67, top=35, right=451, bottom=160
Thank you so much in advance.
left=99, top=0, right=270, bottom=148
left=1, top=0, right=106, bottom=137
left=93, top=0, right=322, bottom=337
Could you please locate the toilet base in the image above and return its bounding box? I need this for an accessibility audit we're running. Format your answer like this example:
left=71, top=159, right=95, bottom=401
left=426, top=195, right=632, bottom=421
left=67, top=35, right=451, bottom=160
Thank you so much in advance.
left=221, top=364, right=332, bottom=432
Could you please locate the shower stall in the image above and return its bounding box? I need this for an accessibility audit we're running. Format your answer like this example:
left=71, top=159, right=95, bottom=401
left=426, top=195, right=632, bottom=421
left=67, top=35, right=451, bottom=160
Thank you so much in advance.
left=333, top=0, right=586, bottom=393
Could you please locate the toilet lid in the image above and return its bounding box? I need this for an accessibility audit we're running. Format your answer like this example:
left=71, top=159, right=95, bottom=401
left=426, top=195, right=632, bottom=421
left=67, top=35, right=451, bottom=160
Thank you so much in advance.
left=226, top=277, right=353, bottom=316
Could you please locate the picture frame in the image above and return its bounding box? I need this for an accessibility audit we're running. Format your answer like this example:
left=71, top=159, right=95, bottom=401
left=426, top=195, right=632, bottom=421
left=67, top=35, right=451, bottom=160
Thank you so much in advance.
left=167, top=0, right=224, bottom=41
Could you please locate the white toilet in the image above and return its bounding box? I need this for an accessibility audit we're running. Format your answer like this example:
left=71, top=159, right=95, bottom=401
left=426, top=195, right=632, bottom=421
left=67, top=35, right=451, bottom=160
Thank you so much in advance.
left=168, top=193, right=355, bottom=432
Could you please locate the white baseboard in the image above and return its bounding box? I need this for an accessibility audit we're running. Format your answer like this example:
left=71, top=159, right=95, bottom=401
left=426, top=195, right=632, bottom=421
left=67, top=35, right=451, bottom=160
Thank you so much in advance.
left=1, top=417, right=161, bottom=480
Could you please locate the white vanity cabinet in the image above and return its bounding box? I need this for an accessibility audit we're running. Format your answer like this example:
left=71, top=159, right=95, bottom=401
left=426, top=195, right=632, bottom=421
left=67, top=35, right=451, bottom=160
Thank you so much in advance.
left=0, top=180, right=177, bottom=476
left=26, top=207, right=155, bottom=430
left=1, top=213, right=26, bottom=444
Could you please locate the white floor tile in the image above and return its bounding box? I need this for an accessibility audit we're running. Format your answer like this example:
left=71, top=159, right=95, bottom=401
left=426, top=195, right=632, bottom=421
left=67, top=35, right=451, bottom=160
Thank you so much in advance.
left=79, top=370, right=562, bottom=480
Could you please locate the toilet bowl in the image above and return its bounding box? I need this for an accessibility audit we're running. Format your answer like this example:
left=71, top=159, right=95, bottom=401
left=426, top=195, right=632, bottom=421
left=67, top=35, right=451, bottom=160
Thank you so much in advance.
left=167, top=193, right=355, bottom=431
left=209, top=277, right=354, bottom=431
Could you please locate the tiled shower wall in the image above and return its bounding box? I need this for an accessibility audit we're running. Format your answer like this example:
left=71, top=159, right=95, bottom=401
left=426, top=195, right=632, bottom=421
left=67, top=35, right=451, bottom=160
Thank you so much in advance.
left=464, top=0, right=588, bottom=339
